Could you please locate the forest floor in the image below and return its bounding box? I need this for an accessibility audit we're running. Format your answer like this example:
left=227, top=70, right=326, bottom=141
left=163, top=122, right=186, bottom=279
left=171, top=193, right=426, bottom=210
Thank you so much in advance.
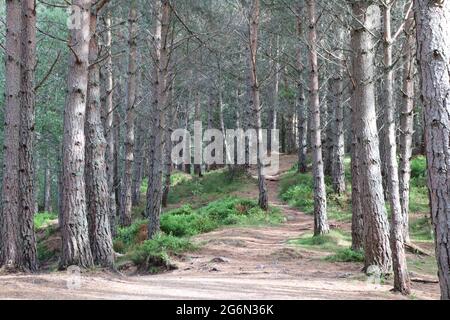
left=0, top=155, right=441, bottom=300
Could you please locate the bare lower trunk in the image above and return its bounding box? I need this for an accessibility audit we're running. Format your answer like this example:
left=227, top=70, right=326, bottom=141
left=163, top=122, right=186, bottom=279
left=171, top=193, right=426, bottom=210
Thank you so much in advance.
left=296, top=7, right=307, bottom=173
left=102, top=9, right=117, bottom=236
left=399, top=7, right=415, bottom=244
left=307, top=0, right=328, bottom=235
left=18, top=0, right=38, bottom=271
left=44, top=159, right=52, bottom=213
left=120, top=1, right=138, bottom=227
left=351, top=2, right=391, bottom=274
left=147, top=0, right=170, bottom=238
left=85, top=7, right=114, bottom=268
left=382, top=3, right=410, bottom=294
left=1, top=0, right=22, bottom=271
left=60, top=0, right=94, bottom=269
left=132, top=123, right=145, bottom=206
left=415, top=0, right=450, bottom=300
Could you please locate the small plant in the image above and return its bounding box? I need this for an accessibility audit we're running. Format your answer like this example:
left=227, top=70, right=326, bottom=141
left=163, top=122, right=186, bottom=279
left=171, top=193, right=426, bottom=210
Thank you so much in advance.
left=325, top=248, right=365, bottom=263
left=34, top=212, right=58, bottom=229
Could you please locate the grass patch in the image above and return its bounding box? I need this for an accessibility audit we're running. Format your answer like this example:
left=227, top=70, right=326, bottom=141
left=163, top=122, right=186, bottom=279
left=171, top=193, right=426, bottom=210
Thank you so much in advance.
left=34, top=212, right=58, bottom=229
left=325, top=248, right=365, bottom=263
left=410, top=216, right=433, bottom=241
left=289, top=230, right=352, bottom=252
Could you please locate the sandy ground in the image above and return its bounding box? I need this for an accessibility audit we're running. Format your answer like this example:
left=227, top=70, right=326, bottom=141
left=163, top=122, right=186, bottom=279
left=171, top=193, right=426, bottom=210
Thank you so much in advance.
left=0, top=155, right=441, bottom=300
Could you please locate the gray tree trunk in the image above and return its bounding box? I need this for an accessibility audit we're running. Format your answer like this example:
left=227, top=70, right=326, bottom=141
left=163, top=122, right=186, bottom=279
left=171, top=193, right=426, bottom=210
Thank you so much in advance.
left=60, top=0, right=94, bottom=269
left=415, top=0, right=450, bottom=300
left=330, top=28, right=346, bottom=195
left=296, top=6, right=307, bottom=173
left=1, top=0, right=22, bottom=271
left=307, top=0, right=328, bottom=235
left=350, top=1, right=392, bottom=274
left=382, top=2, right=410, bottom=294
left=147, top=0, right=170, bottom=238
left=85, top=6, right=114, bottom=268
left=44, top=159, right=53, bottom=213
left=121, top=1, right=138, bottom=227
left=399, top=6, right=415, bottom=244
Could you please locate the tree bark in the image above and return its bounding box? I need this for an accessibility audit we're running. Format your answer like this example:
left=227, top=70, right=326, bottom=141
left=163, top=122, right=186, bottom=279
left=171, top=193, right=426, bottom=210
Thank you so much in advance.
left=147, top=0, right=170, bottom=238
left=120, top=0, right=138, bottom=227
left=60, top=0, right=94, bottom=269
left=381, top=2, right=410, bottom=294
left=399, top=5, right=415, bottom=244
left=248, top=0, right=268, bottom=210
left=307, top=0, right=328, bottom=235
left=44, top=159, right=53, bottom=213
left=102, top=9, right=117, bottom=237
left=296, top=7, right=307, bottom=173
left=350, top=1, right=392, bottom=274
left=19, top=0, right=38, bottom=271
left=1, top=0, right=22, bottom=271
left=415, top=0, right=450, bottom=300
left=85, top=6, right=114, bottom=268
left=330, top=28, right=346, bottom=195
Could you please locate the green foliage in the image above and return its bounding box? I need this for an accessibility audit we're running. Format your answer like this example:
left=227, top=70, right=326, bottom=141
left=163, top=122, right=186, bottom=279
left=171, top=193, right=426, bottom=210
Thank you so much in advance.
left=325, top=248, right=365, bottom=263
left=410, top=216, right=433, bottom=241
left=129, top=233, right=197, bottom=272
left=289, top=230, right=352, bottom=252
left=37, top=242, right=55, bottom=262
left=34, top=212, right=58, bottom=229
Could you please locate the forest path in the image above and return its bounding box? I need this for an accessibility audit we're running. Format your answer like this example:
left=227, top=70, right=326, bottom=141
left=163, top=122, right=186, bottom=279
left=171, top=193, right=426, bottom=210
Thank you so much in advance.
left=0, top=155, right=439, bottom=300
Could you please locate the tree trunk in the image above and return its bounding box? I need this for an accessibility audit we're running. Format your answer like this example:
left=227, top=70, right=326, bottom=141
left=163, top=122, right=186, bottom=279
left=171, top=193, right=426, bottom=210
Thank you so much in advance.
left=296, top=7, right=307, bottom=173
left=85, top=6, right=114, bottom=268
left=193, top=90, right=203, bottom=177
left=18, top=0, right=38, bottom=271
left=399, top=6, right=415, bottom=244
left=102, top=9, right=117, bottom=237
left=132, top=122, right=144, bottom=206
left=330, top=27, right=346, bottom=195
left=1, top=0, right=22, bottom=271
left=248, top=0, right=268, bottom=211
left=60, top=0, right=94, bottom=269
left=44, top=159, right=52, bottom=213
left=381, top=2, right=410, bottom=294
left=415, top=0, right=450, bottom=300
left=121, top=1, right=138, bottom=227
left=307, top=0, right=328, bottom=235
left=351, top=1, right=391, bottom=274
left=147, top=0, right=170, bottom=238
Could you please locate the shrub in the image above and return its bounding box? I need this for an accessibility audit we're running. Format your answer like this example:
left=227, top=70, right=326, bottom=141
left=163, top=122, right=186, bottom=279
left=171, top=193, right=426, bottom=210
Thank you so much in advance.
left=325, top=248, right=365, bottom=263
left=34, top=212, right=58, bottom=229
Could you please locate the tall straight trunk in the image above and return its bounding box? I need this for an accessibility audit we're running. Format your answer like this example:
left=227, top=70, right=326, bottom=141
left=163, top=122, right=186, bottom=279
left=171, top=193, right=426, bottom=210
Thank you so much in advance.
left=351, top=1, right=391, bottom=274
left=103, top=9, right=117, bottom=237
left=415, top=0, right=450, bottom=300
left=351, top=125, right=364, bottom=251
left=44, top=159, right=52, bottom=213
left=162, top=82, right=174, bottom=208
left=85, top=7, right=114, bottom=268
left=399, top=6, right=415, bottom=244
left=331, top=28, right=346, bottom=195
left=18, top=0, right=38, bottom=271
left=132, top=122, right=145, bottom=206
left=268, top=35, right=279, bottom=155
left=307, top=0, right=328, bottom=235
left=296, top=7, right=307, bottom=173
left=60, top=0, right=94, bottom=269
left=121, top=1, right=138, bottom=227
left=382, top=2, right=410, bottom=294
left=248, top=0, right=268, bottom=210
left=193, top=90, right=202, bottom=176
left=147, top=0, right=170, bottom=238
left=1, top=0, right=22, bottom=271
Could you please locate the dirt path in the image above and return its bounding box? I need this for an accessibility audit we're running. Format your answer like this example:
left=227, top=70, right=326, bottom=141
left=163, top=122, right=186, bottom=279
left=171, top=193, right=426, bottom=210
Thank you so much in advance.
left=0, top=155, right=440, bottom=300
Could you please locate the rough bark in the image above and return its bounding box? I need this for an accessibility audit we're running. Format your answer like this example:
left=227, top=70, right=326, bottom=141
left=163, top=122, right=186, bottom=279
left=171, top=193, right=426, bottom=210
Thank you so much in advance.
left=399, top=6, right=415, bottom=244
left=415, top=0, right=450, bottom=300
left=248, top=0, right=268, bottom=210
left=296, top=7, right=307, bottom=173
left=1, top=0, right=22, bottom=271
left=147, top=0, right=170, bottom=238
left=330, top=28, right=346, bottom=195
left=351, top=1, right=392, bottom=274
left=382, top=2, right=410, bottom=294
left=102, top=9, right=117, bottom=237
left=120, top=1, right=138, bottom=227
left=85, top=6, right=114, bottom=268
left=18, top=0, right=38, bottom=271
left=307, top=0, right=329, bottom=235
left=60, top=0, right=94, bottom=269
